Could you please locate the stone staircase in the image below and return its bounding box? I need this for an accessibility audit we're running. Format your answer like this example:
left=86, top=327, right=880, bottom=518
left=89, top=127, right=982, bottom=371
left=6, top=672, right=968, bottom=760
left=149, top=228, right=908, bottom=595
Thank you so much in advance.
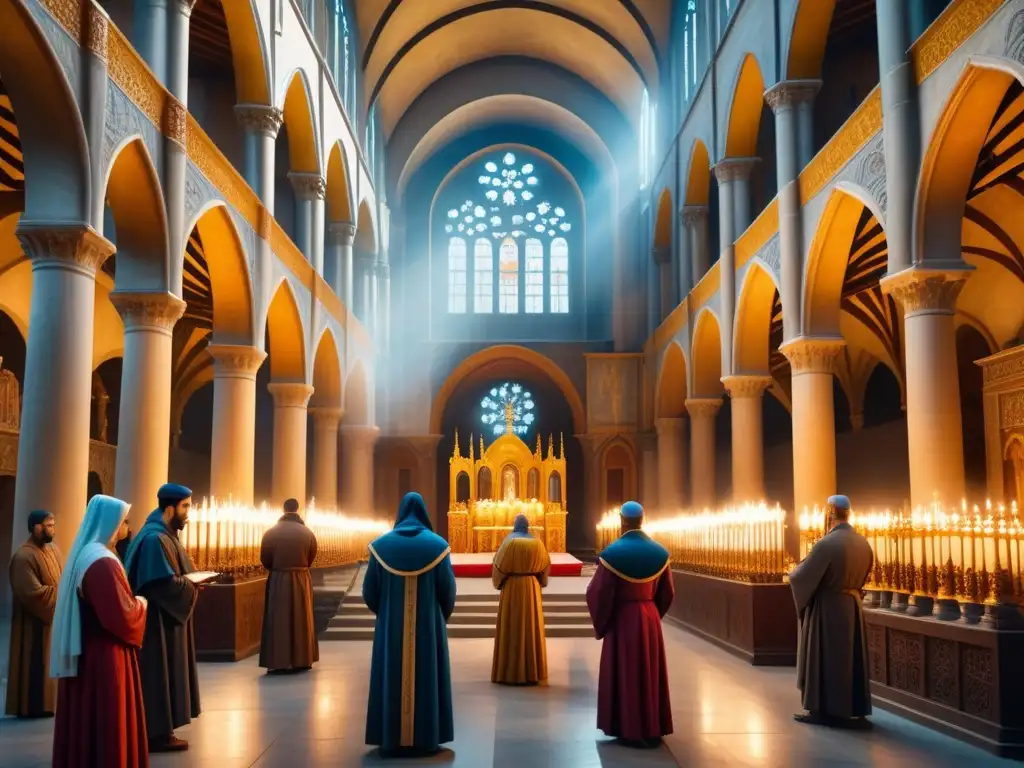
left=323, top=590, right=594, bottom=641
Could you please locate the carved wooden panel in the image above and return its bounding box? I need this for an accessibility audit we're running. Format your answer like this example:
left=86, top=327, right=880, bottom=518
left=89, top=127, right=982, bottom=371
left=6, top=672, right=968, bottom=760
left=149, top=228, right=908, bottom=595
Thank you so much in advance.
left=926, top=637, right=959, bottom=709
left=867, top=623, right=887, bottom=684
left=962, top=645, right=995, bottom=720
left=888, top=629, right=925, bottom=696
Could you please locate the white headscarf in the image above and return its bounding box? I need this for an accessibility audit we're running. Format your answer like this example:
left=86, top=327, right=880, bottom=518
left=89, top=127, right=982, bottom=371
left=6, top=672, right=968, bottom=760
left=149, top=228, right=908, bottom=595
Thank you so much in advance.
left=50, top=494, right=130, bottom=678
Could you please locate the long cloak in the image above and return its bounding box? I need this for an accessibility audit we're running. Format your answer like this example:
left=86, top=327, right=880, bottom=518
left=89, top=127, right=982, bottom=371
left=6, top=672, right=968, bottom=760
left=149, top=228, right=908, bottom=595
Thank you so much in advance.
left=491, top=532, right=550, bottom=684
left=52, top=557, right=148, bottom=768
left=259, top=513, right=319, bottom=670
left=123, top=510, right=200, bottom=740
left=5, top=539, right=62, bottom=716
left=789, top=521, right=874, bottom=718
left=364, top=494, right=456, bottom=752
left=586, top=530, right=674, bottom=741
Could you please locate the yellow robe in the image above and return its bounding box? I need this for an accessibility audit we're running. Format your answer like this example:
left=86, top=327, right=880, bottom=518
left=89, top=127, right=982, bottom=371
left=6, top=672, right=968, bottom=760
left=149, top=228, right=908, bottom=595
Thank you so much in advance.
left=490, top=534, right=551, bottom=684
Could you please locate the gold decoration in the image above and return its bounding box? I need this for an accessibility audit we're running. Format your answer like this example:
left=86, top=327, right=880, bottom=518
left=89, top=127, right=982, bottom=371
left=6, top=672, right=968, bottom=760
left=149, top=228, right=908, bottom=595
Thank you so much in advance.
left=882, top=270, right=968, bottom=315
left=270, top=220, right=314, bottom=290
left=980, top=347, right=1024, bottom=385
left=107, top=26, right=166, bottom=127
left=1002, top=393, right=1024, bottom=430
left=688, top=261, right=721, bottom=312
left=780, top=337, right=845, bottom=375
left=912, top=0, right=1004, bottom=84
left=186, top=114, right=261, bottom=231
left=206, top=344, right=267, bottom=378
left=16, top=223, right=115, bottom=275
left=110, top=291, right=186, bottom=332
left=258, top=205, right=273, bottom=240
left=0, top=358, right=20, bottom=430
left=163, top=98, right=187, bottom=147
left=84, top=3, right=109, bottom=60
left=39, top=0, right=82, bottom=42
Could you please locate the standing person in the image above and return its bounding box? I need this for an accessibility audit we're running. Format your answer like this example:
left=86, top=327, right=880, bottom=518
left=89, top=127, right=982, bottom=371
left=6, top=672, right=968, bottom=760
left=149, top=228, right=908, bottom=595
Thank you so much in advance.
left=586, top=501, right=674, bottom=748
left=115, top=517, right=133, bottom=562
left=5, top=510, right=62, bottom=718
left=490, top=513, right=550, bottom=685
left=259, top=497, right=319, bottom=674
left=123, top=483, right=201, bottom=753
left=51, top=495, right=149, bottom=768
left=364, top=492, right=456, bottom=757
left=790, top=494, right=874, bottom=730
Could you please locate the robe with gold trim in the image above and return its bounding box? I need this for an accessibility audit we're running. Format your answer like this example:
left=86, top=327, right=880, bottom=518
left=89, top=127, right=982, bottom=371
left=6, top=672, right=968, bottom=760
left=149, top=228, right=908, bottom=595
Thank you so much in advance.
left=363, top=493, right=456, bottom=752
left=490, top=533, right=550, bottom=684
left=586, top=530, right=674, bottom=741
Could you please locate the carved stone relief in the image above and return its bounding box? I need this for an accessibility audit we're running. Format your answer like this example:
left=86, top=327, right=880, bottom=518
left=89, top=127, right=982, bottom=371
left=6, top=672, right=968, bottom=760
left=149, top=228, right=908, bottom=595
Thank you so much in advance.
left=229, top=207, right=258, bottom=279
left=29, top=4, right=80, bottom=98
left=837, top=133, right=888, bottom=218
left=183, top=162, right=217, bottom=229
left=587, top=356, right=639, bottom=430
left=1004, top=9, right=1024, bottom=63
left=753, top=234, right=781, bottom=282
left=287, top=273, right=311, bottom=331
left=104, top=83, right=162, bottom=176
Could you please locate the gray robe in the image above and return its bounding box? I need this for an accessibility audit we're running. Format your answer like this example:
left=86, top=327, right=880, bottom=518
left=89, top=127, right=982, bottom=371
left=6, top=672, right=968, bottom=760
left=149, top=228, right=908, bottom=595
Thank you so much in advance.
left=789, top=522, right=874, bottom=718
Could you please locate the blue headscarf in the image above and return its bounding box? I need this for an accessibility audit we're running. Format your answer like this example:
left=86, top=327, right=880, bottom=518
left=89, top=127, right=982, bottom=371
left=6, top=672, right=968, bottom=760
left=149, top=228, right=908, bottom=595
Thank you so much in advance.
left=509, top=514, right=531, bottom=539
left=368, top=492, right=449, bottom=574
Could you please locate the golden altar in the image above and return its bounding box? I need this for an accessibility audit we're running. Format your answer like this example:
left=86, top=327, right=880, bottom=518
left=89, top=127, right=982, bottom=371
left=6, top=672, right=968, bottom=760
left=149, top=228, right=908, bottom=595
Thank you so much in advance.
left=447, top=425, right=568, bottom=554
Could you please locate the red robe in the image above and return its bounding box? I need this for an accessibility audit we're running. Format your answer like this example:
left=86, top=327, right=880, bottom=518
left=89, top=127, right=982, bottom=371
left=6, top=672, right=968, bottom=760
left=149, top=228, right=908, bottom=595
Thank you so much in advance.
left=52, top=557, right=149, bottom=768
left=586, top=562, right=675, bottom=741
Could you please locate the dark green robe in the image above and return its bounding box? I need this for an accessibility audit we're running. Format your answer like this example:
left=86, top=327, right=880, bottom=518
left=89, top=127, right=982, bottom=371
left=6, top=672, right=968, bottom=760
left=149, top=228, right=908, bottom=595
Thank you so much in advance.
left=124, top=510, right=201, bottom=739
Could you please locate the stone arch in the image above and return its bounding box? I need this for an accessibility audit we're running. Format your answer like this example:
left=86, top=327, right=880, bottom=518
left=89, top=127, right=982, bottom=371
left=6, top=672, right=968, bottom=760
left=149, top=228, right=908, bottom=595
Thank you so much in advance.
left=654, top=188, right=673, bottom=251
left=265, top=278, right=307, bottom=383
left=690, top=308, right=724, bottom=397
left=355, top=198, right=378, bottom=255
left=655, top=341, right=688, bottom=418
left=0, top=0, right=90, bottom=222
left=600, top=436, right=636, bottom=508
left=102, top=137, right=168, bottom=291
left=220, top=0, right=272, bottom=105
left=785, top=0, right=836, bottom=79
left=734, top=261, right=779, bottom=374
left=724, top=53, right=767, bottom=158
left=187, top=202, right=255, bottom=344
left=684, top=139, right=711, bottom=206
left=279, top=69, right=321, bottom=174
left=326, top=141, right=354, bottom=224
left=429, top=344, right=586, bottom=434
left=344, top=359, right=372, bottom=426
left=311, top=326, right=342, bottom=409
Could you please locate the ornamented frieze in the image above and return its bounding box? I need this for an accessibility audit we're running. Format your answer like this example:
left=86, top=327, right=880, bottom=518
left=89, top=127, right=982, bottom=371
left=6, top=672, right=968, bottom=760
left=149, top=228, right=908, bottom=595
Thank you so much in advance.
left=1001, top=392, right=1024, bottom=430
left=799, top=88, right=882, bottom=204
left=913, top=0, right=1004, bottom=83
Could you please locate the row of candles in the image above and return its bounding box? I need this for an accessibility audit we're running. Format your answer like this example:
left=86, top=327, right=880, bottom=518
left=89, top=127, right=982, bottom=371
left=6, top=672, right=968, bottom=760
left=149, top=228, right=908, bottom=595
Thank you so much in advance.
left=181, top=497, right=390, bottom=577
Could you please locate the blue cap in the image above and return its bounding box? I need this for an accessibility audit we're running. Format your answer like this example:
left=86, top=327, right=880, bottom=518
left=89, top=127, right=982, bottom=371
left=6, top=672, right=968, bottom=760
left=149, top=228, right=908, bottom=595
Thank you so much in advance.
left=157, top=483, right=193, bottom=507
left=827, top=495, right=851, bottom=511
left=620, top=501, right=644, bottom=519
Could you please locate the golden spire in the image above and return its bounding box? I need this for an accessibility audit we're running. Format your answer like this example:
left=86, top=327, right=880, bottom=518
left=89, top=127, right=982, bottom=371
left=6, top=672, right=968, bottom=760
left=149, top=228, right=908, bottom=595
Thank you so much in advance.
left=547, top=433, right=554, bottom=460
left=480, top=434, right=485, bottom=457
left=560, top=432, right=565, bottom=460
left=534, top=433, right=542, bottom=458
left=469, top=433, right=474, bottom=461
left=453, top=428, right=461, bottom=460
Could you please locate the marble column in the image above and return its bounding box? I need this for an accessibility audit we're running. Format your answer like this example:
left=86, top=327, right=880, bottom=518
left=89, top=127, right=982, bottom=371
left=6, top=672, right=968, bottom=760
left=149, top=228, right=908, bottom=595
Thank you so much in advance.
left=355, top=255, right=375, bottom=329
left=340, top=425, right=380, bottom=515
left=677, top=207, right=693, bottom=299
left=685, top=398, right=721, bottom=509
left=207, top=344, right=266, bottom=504
left=781, top=337, right=845, bottom=552
left=655, top=417, right=687, bottom=512
left=289, top=173, right=326, bottom=274
left=326, top=221, right=356, bottom=304
left=653, top=244, right=673, bottom=320
left=110, top=291, right=186, bottom=532
left=722, top=376, right=772, bottom=502
left=14, top=224, right=114, bottom=553
left=84, top=5, right=110, bottom=230
left=765, top=80, right=821, bottom=341
left=682, top=205, right=710, bottom=288
left=310, top=407, right=342, bottom=508
left=882, top=269, right=969, bottom=506
left=167, top=0, right=195, bottom=100
left=133, top=0, right=168, bottom=84
left=234, top=105, right=283, bottom=210
left=268, top=383, right=314, bottom=506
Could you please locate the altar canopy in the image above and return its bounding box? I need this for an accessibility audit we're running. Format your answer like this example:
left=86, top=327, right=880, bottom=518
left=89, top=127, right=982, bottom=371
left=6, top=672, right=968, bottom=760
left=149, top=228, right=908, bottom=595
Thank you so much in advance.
left=448, top=423, right=567, bottom=554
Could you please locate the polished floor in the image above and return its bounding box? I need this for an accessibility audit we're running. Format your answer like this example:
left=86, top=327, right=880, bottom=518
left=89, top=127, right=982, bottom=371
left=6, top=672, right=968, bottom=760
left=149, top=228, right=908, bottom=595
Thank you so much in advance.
left=1, top=605, right=1016, bottom=767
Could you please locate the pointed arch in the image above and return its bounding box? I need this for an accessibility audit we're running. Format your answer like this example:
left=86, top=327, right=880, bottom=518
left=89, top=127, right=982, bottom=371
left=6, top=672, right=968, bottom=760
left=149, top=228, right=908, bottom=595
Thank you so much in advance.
left=734, top=261, right=779, bottom=374
left=311, top=326, right=343, bottom=408
left=188, top=202, right=255, bottom=344
left=326, top=141, right=354, bottom=223
left=691, top=308, right=723, bottom=397
left=654, top=188, right=673, bottom=250
left=785, top=0, right=837, bottom=79
left=220, top=0, right=272, bottom=105
left=344, top=359, right=371, bottom=425
left=265, top=279, right=307, bottom=382
left=724, top=54, right=766, bottom=158
left=356, top=198, right=378, bottom=254
left=103, top=138, right=168, bottom=291
left=280, top=69, right=321, bottom=174
left=684, top=139, right=711, bottom=206
left=656, top=341, right=688, bottom=418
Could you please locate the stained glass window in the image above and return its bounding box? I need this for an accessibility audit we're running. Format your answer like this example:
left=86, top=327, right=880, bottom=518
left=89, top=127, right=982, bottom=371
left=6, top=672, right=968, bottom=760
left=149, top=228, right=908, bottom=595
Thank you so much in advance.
left=525, top=238, right=544, bottom=313
left=499, top=238, right=519, bottom=314
left=480, top=382, right=535, bottom=436
left=474, top=238, right=494, bottom=313
left=448, top=237, right=467, bottom=313
left=550, top=238, right=569, bottom=313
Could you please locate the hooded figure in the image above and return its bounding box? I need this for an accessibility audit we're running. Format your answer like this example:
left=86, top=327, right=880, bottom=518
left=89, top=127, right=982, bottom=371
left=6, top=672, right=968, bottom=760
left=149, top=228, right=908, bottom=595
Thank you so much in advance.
left=490, top=514, right=550, bottom=685
left=51, top=495, right=149, bottom=768
left=363, top=492, right=456, bottom=756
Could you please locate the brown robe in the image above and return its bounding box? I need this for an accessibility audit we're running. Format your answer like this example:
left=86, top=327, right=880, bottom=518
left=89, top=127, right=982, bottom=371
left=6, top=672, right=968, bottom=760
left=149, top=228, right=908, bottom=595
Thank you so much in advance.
left=491, top=534, right=551, bottom=684
left=5, top=539, right=63, bottom=716
left=790, top=522, right=874, bottom=718
left=259, top=513, right=319, bottom=670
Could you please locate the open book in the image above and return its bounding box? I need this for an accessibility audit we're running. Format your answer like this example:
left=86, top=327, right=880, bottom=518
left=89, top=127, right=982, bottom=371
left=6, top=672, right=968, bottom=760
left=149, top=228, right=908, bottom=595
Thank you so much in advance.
left=185, top=571, right=219, bottom=585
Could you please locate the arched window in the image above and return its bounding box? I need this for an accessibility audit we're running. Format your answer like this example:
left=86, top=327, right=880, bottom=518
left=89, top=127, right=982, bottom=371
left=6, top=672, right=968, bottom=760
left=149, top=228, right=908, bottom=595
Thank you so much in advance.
left=329, top=1, right=356, bottom=118
left=524, top=238, right=544, bottom=313
left=448, top=237, right=467, bottom=313
left=550, top=238, right=569, bottom=313
left=499, top=237, right=519, bottom=314
left=474, top=238, right=494, bottom=313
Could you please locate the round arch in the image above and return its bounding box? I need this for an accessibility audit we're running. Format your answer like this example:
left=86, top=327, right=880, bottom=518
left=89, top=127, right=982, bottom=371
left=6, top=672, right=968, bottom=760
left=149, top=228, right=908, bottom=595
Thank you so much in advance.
left=326, top=142, right=354, bottom=224
left=734, top=261, right=779, bottom=374
left=684, top=139, right=711, bottom=206
left=429, top=344, right=586, bottom=434
left=723, top=53, right=767, bottom=159
left=221, top=0, right=272, bottom=104
left=311, top=326, right=343, bottom=408
left=691, top=308, right=724, bottom=397
left=279, top=69, right=321, bottom=174
left=355, top=199, right=378, bottom=255
left=785, top=0, right=837, bottom=79
left=344, top=359, right=372, bottom=425
left=265, top=278, right=307, bottom=383
left=655, top=341, right=688, bottom=419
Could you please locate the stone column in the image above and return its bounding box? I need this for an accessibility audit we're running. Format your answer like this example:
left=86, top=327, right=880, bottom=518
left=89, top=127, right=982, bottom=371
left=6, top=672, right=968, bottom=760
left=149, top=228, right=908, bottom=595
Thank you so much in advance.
left=111, top=291, right=186, bottom=532
left=134, top=0, right=168, bottom=84
left=677, top=207, right=693, bottom=299
left=327, top=221, right=356, bottom=303
left=682, top=205, right=710, bottom=288
left=234, top=105, right=283, bottom=210
left=882, top=269, right=969, bottom=506
left=722, top=376, right=772, bottom=502
left=289, top=173, right=326, bottom=274
left=686, top=398, right=721, bottom=509
left=655, top=417, right=687, bottom=512
left=267, top=383, right=314, bottom=506
left=84, top=5, right=111, bottom=230
left=781, top=337, right=845, bottom=552
left=355, top=255, right=375, bottom=329
left=167, top=0, right=195, bottom=100
left=310, top=407, right=342, bottom=508
left=647, top=248, right=661, bottom=335
left=765, top=80, right=821, bottom=341
left=14, top=224, right=114, bottom=553
left=340, top=425, right=380, bottom=515
left=207, top=344, right=266, bottom=504
left=653, top=244, right=673, bottom=320
left=876, top=0, right=919, bottom=274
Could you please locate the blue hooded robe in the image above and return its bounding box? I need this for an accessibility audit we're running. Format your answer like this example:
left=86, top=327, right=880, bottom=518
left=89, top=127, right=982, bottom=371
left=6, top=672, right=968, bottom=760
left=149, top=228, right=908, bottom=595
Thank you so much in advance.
left=363, top=493, right=456, bottom=752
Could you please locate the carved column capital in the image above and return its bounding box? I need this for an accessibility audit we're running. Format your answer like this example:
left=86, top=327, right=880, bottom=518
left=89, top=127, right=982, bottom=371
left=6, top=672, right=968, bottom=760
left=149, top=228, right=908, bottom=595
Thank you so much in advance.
left=234, top=103, right=283, bottom=138
left=84, top=3, right=110, bottom=60
left=722, top=375, right=773, bottom=399
left=328, top=221, right=357, bottom=246
left=685, top=397, right=722, bottom=419
left=163, top=97, right=187, bottom=148
left=680, top=205, right=709, bottom=228
left=881, top=267, right=970, bottom=317
left=763, top=79, right=822, bottom=113
left=341, top=424, right=381, bottom=451
left=16, top=222, right=115, bottom=277
left=207, top=344, right=266, bottom=380
left=310, top=406, right=344, bottom=427
left=654, top=416, right=686, bottom=435
left=268, top=382, right=314, bottom=408
left=713, top=157, right=759, bottom=184
left=289, top=172, right=327, bottom=201
left=110, top=291, right=186, bottom=334
left=780, top=336, right=845, bottom=375
left=173, top=0, right=199, bottom=16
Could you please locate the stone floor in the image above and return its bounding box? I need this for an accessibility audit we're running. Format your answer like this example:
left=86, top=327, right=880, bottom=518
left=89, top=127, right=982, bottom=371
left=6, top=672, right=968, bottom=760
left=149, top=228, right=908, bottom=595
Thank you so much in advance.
left=0, top=606, right=1015, bottom=767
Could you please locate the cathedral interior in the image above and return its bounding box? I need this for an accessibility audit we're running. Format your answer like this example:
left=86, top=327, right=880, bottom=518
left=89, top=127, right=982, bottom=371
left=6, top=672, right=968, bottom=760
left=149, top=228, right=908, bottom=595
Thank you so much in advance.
left=3, top=0, right=1024, bottom=765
